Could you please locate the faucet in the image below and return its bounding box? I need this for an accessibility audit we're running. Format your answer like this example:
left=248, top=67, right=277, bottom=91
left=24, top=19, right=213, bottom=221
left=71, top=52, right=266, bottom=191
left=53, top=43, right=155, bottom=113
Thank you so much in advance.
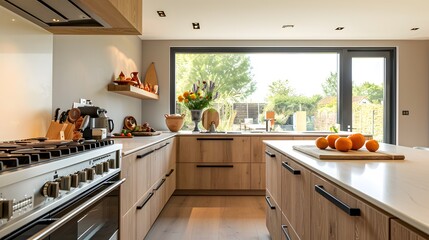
left=264, top=119, right=271, bottom=132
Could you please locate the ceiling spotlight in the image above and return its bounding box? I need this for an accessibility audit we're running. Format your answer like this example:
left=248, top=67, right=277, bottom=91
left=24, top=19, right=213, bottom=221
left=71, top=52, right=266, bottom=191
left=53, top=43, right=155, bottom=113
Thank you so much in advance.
left=52, top=18, right=60, bottom=22
left=335, top=27, right=344, bottom=31
left=411, top=27, right=420, bottom=31
left=282, top=24, right=294, bottom=28
left=192, top=22, right=200, bottom=29
left=157, top=11, right=166, bottom=17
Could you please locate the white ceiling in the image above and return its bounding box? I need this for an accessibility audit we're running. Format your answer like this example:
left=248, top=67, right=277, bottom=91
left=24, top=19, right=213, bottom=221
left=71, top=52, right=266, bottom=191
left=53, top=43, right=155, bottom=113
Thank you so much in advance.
left=141, top=0, right=429, bottom=40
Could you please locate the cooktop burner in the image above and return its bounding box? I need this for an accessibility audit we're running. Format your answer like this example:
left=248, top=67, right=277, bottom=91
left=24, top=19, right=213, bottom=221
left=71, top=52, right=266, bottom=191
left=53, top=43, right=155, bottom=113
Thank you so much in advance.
left=0, top=139, right=114, bottom=172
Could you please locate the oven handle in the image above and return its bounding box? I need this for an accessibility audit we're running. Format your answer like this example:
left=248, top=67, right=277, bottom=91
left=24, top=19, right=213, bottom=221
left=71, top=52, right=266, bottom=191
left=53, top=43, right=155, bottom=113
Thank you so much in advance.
left=28, top=178, right=126, bottom=240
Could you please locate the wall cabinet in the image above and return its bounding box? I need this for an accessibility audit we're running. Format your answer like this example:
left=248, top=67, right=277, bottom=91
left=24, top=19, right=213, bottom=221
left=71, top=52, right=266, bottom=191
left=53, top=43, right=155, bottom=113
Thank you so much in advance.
left=391, top=219, right=429, bottom=240
left=120, top=138, right=176, bottom=240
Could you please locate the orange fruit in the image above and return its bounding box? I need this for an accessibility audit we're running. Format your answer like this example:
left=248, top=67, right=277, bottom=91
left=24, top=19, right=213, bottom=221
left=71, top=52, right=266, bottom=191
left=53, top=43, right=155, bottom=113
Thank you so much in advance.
left=335, top=137, right=353, bottom=152
left=315, top=137, right=329, bottom=149
left=348, top=133, right=366, bottom=150
left=326, top=134, right=340, bottom=149
left=365, top=140, right=379, bottom=152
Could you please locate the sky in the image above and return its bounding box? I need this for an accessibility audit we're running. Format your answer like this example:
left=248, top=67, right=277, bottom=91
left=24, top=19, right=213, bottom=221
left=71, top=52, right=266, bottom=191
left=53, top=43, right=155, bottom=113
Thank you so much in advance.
left=247, top=53, right=385, bottom=102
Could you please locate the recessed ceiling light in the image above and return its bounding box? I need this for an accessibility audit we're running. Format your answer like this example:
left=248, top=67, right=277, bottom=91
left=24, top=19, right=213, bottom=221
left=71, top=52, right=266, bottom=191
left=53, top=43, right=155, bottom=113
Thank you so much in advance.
left=192, top=22, right=200, bottom=29
left=157, top=11, right=166, bottom=17
left=411, top=27, right=419, bottom=31
left=282, top=24, right=294, bottom=28
left=11, top=18, right=15, bottom=22
left=52, top=18, right=60, bottom=22
left=335, top=27, right=344, bottom=31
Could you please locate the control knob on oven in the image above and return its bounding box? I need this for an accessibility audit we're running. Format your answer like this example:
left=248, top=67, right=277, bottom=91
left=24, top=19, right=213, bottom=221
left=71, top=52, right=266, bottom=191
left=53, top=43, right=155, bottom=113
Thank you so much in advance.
left=78, top=170, right=87, bottom=182
left=86, top=168, right=95, bottom=180
left=70, top=173, right=79, bottom=188
left=95, top=163, right=103, bottom=175
left=0, top=200, right=13, bottom=219
left=108, top=159, right=117, bottom=169
left=58, top=175, right=71, bottom=191
left=103, top=161, right=109, bottom=173
left=41, top=181, right=60, bottom=198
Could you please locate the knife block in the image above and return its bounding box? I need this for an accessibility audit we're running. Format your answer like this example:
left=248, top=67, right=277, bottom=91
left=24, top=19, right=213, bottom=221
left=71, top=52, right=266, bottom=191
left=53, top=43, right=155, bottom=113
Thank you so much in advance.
left=46, top=121, right=74, bottom=140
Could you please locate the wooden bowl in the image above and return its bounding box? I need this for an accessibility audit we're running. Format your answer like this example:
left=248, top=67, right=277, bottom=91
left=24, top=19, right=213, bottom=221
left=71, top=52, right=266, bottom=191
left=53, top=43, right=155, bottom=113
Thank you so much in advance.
left=164, top=114, right=185, bottom=132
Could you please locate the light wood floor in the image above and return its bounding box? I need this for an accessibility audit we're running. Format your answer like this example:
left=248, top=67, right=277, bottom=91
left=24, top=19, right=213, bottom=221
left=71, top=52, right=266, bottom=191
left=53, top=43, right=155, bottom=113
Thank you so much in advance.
left=144, top=195, right=270, bottom=240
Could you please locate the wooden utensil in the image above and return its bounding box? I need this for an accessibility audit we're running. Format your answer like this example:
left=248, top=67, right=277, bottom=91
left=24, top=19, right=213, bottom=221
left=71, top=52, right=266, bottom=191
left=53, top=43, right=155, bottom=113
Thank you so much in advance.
left=68, top=108, right=81, bottom=123
left=124, top=116, right=137, bottom=131
left=202, top=109, right=220, bottom=130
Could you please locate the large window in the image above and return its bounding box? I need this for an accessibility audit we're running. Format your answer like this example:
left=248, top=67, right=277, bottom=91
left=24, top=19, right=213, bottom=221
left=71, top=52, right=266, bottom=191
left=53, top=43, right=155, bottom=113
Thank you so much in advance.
left=170, top=47, right=396, bottom=143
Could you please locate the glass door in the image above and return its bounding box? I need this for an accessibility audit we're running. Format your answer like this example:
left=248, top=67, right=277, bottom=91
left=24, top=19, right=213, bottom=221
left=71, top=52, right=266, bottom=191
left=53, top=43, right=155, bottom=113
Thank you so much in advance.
left=341, top=50, right=395, bottom=143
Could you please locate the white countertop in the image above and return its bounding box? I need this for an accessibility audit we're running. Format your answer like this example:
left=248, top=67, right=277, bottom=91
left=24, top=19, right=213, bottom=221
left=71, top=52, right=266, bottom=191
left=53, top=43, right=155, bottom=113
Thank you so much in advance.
left=264, top=140, right=429, bottom=235
left=111, top=132, right=176, bottom=155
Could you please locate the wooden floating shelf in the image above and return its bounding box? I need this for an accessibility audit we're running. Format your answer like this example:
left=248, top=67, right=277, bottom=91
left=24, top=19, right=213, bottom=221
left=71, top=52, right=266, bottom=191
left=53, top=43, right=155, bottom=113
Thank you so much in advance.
left=108, top=84, right=159, bottom=100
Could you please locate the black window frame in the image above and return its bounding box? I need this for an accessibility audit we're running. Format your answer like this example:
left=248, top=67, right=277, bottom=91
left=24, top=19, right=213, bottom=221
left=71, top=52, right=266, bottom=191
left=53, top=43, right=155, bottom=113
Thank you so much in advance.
left=170, top=47, right=396, bottom=144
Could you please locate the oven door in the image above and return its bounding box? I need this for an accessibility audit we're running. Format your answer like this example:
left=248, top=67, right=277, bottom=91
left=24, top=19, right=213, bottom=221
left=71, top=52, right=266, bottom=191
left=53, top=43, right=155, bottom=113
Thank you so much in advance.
left=5, top=174, right=125, bottom=240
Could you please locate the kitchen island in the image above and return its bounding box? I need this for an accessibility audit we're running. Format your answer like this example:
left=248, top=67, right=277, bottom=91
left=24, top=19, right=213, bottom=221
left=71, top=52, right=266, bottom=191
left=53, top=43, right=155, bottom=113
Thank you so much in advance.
left=264, top=140, right=429, bottom=239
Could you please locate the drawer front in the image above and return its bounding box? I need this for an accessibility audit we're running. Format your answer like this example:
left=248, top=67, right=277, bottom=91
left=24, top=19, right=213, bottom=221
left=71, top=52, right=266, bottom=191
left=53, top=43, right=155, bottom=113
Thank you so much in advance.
left=176, top=163, right=250, bottom=189
left=281, top=156, right=311, bottom=240
left=266, top=191, right=282, bottom=240
left=281, top=213, right=300, bottom=240
left=265, top=147, right=281, bottom=203
left=178, top=136, right=251, bottom=163
left=391, top=219, right=429, bottom=240
left=251, top=163, right=266, bottom=190
left=311, top=174, right=390, bottom=240
left=252, top=136, right=293, bottom=163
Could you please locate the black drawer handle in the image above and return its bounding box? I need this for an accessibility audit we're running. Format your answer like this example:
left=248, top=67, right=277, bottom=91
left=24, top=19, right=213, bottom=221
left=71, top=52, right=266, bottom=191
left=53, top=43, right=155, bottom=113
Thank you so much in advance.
left=196, top=138, right=234, bottom=141
left=265, top=150, right=275, bottom=157
left=315, top=185, right=360, bottom=216
left=165, top=169, right=174, bottom=177
left=136, top=150, right=154, bottom=159
left=154, top=178, right=166, bottom=190
left=282, top=161, right=301, bottom=175
left=156, top=142, right=170, bottom=151
left=196, top=164, right=234, bottom=168
left=136, top=192, right=154, bottom=209
left=265, top=196, right=276, bottom=209
left=281, top=225, right=292, bottom=240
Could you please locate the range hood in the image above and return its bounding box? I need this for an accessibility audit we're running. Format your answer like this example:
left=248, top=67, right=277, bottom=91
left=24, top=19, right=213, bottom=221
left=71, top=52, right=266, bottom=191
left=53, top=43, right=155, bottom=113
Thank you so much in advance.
left=0, top=0, right=108, bottom=27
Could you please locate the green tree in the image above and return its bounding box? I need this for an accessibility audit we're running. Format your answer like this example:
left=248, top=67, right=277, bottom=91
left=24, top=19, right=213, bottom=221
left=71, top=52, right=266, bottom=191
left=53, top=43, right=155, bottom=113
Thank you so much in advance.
left=321, top=72, right=338, bottom=97
left=176, top=53, right=256, bottom=130
left=353, top=82, right=383, bottom=103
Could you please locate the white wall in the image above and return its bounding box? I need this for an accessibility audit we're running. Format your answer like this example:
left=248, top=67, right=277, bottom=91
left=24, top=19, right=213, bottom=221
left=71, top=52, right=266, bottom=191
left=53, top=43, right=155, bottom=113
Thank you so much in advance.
left=141, top=40, right=429, bottom=147
left=52, top=35, right=143, bottom=134
left=0, top=6, right=53, bottom=141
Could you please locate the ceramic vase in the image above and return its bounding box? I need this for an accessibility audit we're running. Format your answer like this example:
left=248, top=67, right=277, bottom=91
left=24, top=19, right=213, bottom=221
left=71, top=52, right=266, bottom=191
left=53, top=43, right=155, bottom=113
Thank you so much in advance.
left=190, top=110, right=203, bottom=132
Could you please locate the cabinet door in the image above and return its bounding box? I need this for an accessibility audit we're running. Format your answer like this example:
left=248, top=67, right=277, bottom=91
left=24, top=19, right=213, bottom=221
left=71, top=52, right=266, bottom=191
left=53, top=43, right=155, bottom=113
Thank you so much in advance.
left=178, top=136, right=251, bottom=163
left=251, top=136, right=293, bottom=163
left=136, top=190, right=154, bottom=240
left=311, top=174, right=390, bottom=240
left=176, top=163, right=250, bottom=189
left=391, top=219, right=429, bottom=240
left=120, top=207, right=137, bottom=240
left=120, top=153, right=136, bottom=215
left=281, top=156, right=311, bottom=240
left=266, top=191, right=282, bottom=240
left=265, top=147, right=281, bottom=203
left=150, top=177, right=167, bottom=225
left=281, top=213, right=300, bottom=240
left=250, top=163, right=266, bottom=190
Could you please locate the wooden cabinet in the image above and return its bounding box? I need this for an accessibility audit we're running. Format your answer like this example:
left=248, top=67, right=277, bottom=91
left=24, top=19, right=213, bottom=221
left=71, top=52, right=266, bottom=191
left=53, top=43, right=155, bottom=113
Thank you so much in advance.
left=119, top=137, right=176, bottom=240
left=251, top=136, right=293, bottom=190
left=177, top=163, right=250, bottom=189
left=281, top=213, right=300, bottom=240
left=391, top=219, right=429, bottom=240
left=66, top=0, right=142, bottom=34
left=311, top=174, right=390, bottom=240
left=281, top=155, right=311, bottom=240
left=265, top=146, right=282, bottom=203
left=177, top=136, right=251, bottom=190
left=178, top=136, right=251, bottom=163
left=265, top=191, right=282, bottom=240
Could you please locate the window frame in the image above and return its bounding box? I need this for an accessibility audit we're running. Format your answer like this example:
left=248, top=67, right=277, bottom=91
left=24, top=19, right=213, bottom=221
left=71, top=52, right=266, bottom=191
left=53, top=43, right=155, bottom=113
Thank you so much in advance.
left=170, top=47, right=396, bottom=143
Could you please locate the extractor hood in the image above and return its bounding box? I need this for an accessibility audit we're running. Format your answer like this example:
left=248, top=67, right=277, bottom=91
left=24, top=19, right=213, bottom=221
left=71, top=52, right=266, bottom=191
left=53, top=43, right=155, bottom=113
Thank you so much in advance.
left=0, top=0, right=108, bottom=27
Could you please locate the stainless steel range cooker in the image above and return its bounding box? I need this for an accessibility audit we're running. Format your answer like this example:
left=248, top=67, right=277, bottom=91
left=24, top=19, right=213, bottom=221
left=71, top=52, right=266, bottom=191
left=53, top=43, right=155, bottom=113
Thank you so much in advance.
left=0, top=139, right=124, bottom=239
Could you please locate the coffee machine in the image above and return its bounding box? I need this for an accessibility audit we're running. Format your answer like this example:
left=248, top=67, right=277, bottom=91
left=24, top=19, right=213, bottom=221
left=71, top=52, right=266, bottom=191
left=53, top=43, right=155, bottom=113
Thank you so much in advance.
left=78, top=106, right=114, bottom=139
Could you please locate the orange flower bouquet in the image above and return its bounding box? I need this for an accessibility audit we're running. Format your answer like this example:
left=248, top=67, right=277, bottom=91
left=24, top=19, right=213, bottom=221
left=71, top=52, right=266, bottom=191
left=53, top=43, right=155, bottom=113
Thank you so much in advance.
left=177, top=80, right=219, bottom=110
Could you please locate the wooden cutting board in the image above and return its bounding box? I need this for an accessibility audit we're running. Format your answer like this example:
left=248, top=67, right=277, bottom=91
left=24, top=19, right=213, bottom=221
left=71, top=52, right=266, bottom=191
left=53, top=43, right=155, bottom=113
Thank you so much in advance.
left=132, top=131, right=162, bottom=136
left=293, top=145, right=405, bottom=160
left=202, top=108, right=220, bottom=130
